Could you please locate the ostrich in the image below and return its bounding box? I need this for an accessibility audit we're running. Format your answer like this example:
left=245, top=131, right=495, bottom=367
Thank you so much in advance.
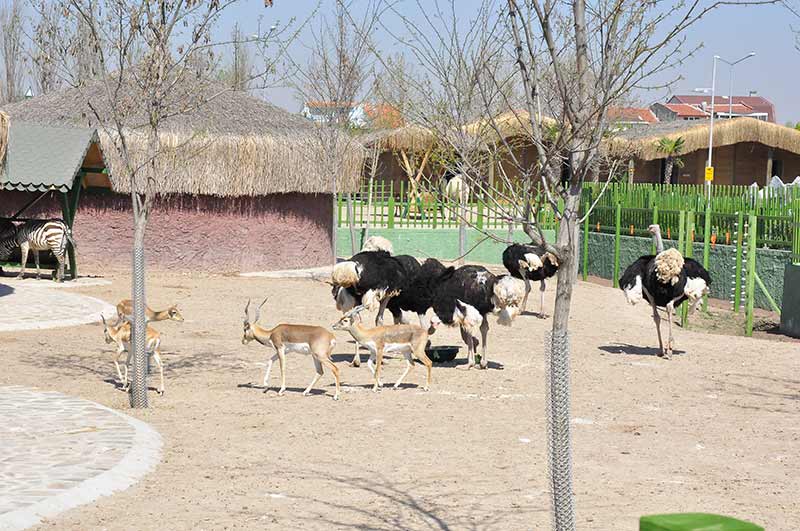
left=387, top=257, right=449, bottom=329
left=431, top=265, right=525, bottom=369
left=502, top=243, right=559, bottom=316
left=619, top=224, right=711, bottom=358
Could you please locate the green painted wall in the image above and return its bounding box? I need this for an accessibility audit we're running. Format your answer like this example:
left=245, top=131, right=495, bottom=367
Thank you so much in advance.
left=580, top=232, right=791, bottom=311
left=337, top=227, right=556, bottom=264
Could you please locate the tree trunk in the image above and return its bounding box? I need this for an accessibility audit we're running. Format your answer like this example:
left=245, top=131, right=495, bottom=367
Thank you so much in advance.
left=547, top=192, right=580, bottom=531
left=129, top=213, right=148, bottom=408
left=663, top=158, right=674, bottom=185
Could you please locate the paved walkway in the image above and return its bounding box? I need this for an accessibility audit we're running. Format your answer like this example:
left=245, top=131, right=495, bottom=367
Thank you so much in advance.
left=0, top=386, right=162, bottom=531
left=0, top=278, right=115, bottom=332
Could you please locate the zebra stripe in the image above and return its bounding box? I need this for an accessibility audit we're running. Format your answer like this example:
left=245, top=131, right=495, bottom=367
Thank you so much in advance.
left=14, top=220, right=72, bottom=256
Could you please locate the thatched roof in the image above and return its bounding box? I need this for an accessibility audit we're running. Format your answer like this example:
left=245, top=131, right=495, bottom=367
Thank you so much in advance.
left=1, top=78, right=363, bottom=196
left=606, top=118, right=800, bottom=161
left=464, top=110, right=557, bottom=142
left=360, top=124, right=438, bottom=153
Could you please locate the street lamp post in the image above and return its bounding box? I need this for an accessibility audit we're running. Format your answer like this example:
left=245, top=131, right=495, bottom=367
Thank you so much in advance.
left=700, top=52, right=756, bottom=202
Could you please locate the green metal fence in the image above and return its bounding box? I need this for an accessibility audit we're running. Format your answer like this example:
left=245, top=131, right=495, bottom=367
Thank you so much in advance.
left=339, top=181, right=800, bottom=253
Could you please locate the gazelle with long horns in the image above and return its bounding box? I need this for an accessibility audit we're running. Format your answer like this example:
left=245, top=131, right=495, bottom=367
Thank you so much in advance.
left=242, top=298, right=341, bottom=400
left=332, top=304, right=435, bottom=392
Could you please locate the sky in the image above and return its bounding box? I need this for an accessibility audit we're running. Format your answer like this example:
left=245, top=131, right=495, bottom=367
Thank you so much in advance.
left=217, top=0, right=800, bottom=123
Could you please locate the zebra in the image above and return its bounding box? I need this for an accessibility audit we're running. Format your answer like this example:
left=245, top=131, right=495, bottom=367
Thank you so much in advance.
left=0, top=219, right=77, bottom=282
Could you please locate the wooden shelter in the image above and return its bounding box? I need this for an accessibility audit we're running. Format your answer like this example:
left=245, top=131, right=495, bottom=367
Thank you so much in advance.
left=605, top=118, right=800, bottom=185
left=1, top=78, right=364, bottom=273
left=0, top=113, right=106, bottom=277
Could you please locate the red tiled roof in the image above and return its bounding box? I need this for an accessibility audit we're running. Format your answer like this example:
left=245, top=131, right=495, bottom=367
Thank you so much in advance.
left=363, top=103, right=404, bottom=128
left=608, top=106, right=659, bottom=124
left=662, top=103, right=709, bottom=118
left=669, top=94, right=775, bottom=122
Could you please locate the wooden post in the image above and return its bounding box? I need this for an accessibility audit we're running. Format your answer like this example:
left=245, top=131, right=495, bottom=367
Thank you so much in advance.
left=702, top=203, right=712, bottom=312
left=745, top=213, right=757, bottom=336
left=387, top=182, right=396, bottom=229
left=677, top=211, right=686, bottom=255
left=582, top=201, right=589, bottom=281
left=651, top=204, right=659, bottom=254
left=59, top=174, right=83, bottom=279
left=733, top=211, right=744, bottom=313
left=613, top=202, right=621, bottom=288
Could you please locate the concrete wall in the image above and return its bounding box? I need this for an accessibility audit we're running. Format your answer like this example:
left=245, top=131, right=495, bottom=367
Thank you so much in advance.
left=779, top=263, right=800, bottom=338
left=337, top=227, right=556, bottom=264
left=0, top=190, right=333, bottom=273
left=580, top=231, right=790, bottom=310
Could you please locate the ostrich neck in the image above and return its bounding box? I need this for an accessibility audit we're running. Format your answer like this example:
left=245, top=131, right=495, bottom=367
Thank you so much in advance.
left=653, top=232, right=664, bottom=253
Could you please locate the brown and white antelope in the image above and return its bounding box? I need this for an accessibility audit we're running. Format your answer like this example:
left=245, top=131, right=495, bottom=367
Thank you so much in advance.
left=332, top=304, right=435, bottom=392
left=242, top=298, right=341, bottom=400
left=101, top=315, right=165, bottom=394
left=115, top=299, right=184, bottom=325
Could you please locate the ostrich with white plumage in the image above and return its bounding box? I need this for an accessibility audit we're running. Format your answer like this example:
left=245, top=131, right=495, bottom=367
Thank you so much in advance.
left=619, top=224, right=711, bottom=358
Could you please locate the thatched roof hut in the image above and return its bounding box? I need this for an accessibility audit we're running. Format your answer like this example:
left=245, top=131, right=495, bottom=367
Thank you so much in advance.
left=360, top=124, right=438, bottom=153
left=2, top=78, right=363, bottom=196
left=605, top=118, right=800, bottom=160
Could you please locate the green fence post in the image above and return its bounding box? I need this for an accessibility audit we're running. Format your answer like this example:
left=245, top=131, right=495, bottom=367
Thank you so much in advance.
left=677, top=210, right=686, bottom=254
left=476, top=199, right=484, bottom=230
left=702, top=203, right=712, bottom=312
left=734, top=211, right=744, bottom=313
left=613, top=202, right=621, bottom=288
left=651, top=204, right=659, bottom=255
left=583, top=201, right=589, bottom=281
left=387, top=181, right=395, bottom=229
left=745, top=213, right=757, bottom=337
left=337, top=193, right=343, bottom=228
left=682, top=210, right=695, bottom=327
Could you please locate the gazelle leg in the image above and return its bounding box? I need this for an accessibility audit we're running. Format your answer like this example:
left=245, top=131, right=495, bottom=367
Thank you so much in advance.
left=17, top=242, right=29, bottom=279
left=394, top=350, right=414, bottom=389
left=350, top=313, right=361, bottom=367
left=372, top=348, right=385, bottom=392
left=320, top=355, right=341, bottom=400
left=33, top=250, right=41, bottom=280
left=277, top=347, right=287, bottom=395
left=303, top=357, right=324, bottom=397
left=416, top=343, right=433, bottom=391
left=152, top=349, right=165, bottom=395
left=479, top=317, right=490, bottom=369
left=263, top=353, right=278, bottom=388
left=113, top=347, right=126, bottom=387
left=519, top=268, right=531, bottom=313
left=367, top=351, right=383, bottom=386
left=539, top=280, right=547, bottom=317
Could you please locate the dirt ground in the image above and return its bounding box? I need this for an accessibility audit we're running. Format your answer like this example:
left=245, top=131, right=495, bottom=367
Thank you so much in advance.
left=2, top=271, right=798, bottom=530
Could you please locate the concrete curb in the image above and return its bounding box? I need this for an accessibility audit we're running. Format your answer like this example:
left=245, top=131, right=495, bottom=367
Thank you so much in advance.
left=240, top=266, right=331, bottom=280
left=0, top=294, right=116, bottom=332
left=0, top=388, right=162, bottom=531
left=0, top=277, right=111, bottom=289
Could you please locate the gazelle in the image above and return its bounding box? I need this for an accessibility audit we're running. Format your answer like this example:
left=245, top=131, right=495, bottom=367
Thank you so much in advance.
left=101, top=315, right=165, bottom=395
left=115, top=299, right=184, bottom=325
left=242, top=298, right=341, bottom=401
left=332, top=305, right=435, bottom=392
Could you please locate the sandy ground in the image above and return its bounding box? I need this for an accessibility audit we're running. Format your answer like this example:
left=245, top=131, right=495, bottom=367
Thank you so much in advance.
left=1, top=271, right=798, bottom=530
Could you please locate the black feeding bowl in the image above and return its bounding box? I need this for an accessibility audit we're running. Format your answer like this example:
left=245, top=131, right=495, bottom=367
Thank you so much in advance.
left=425, top=345, right=459, bottom=363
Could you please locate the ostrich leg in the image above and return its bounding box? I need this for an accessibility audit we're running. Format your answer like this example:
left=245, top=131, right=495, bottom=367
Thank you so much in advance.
left=519, top=267, right=532, bottom=313
left=539, top=280, right=547, bottom=317
left=375, top=297, right=390, bottom=326
left=479, top=317, right=489, bottom=369
left=665, top=300, right=677, bottom=359
left=646, top=292, right=665, bottom=356
left=459, top=326, right=476, bottom=369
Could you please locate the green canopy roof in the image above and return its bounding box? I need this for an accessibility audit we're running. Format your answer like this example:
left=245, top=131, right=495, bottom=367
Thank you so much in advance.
left=0, top=123, right=99, bottom=192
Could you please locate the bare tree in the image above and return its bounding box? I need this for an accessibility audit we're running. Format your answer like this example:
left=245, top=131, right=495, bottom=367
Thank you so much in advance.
left=291, top=0, right=381, bottom=258
left=0, top=0, right=25, bottom=104
left=359, top=0, right=779, bottom=528
left=218, top=23, right=254, bottom=91
left=46, top=0, right=298, bottom=408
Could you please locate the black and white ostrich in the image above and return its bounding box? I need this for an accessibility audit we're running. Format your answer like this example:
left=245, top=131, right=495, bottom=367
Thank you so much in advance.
left=619, top=224, right=712, bottom=358
left=387, top=257, right=449, bottom=329
left=502, top=243, right=559, bottom=316
left=430, top=265, right=525, bottom=369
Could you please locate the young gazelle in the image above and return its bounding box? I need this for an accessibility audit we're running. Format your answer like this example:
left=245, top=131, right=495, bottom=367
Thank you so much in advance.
left=115, top=299, right=184, bottom=325
left=332, top=304, right=435, bottom=392
left=100, top=315, right=165, bottom=394
left=242, top=298, right=341, bottom=400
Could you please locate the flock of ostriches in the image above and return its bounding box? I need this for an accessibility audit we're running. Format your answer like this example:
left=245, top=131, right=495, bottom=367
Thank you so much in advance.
left=94, top=224, right=710, bottom=401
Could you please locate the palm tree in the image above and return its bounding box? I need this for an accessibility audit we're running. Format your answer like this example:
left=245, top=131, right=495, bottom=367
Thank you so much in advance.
left=656, top=136, right=685, bottom=185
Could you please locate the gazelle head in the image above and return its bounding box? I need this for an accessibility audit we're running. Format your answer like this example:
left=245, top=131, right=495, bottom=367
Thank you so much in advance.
left=242, top=297, right=268, bottom=344
left=332, top=304, right=367, bottom=331
left=166, top=305, right=184, bottom=322
left=100, top=315, right=114, bottom=344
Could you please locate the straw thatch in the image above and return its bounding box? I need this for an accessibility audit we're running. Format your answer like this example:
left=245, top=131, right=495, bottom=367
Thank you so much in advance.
left=464, top=110, right=557, bottom=142
left=360, top=124, right=438, bottom=153
left=0, top=111, right=8, bottom=166
left=1, top=77, right=363, bottom=195
left=605, top=118, right=800, bottom=161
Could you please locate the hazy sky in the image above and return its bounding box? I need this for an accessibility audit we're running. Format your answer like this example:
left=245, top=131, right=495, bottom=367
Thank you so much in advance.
left=217, top=1, right=799, bottom=123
